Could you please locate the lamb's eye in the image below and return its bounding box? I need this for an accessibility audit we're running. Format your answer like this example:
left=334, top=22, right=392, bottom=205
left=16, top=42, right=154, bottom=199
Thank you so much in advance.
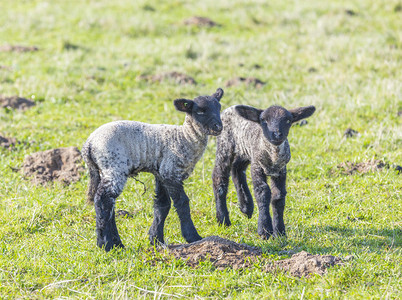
left=286, top=120, right=291, bottom=124
left=197, top=111, right=205, bottom=115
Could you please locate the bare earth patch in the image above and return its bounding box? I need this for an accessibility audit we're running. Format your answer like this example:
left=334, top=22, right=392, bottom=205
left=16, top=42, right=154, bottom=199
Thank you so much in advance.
left=225, top=77, right=266, bottom=88
left=0, top=135, right=17, bottom=149
left=139, top=71, right=196, bottom=85
left=183, top=16, right=220, bottom=27
left=0, top=45, right=39, bottom=52
left=22, top=147, right=85, bottom=185
left=343, top=128, right=360, bottom=138
left=0, top=95, right=35, bottom=111
left=336, top=160, right=387, bottom=175
left=162, top=236, right=343, bottom=277
left=267, top=251, right=342, bottom=277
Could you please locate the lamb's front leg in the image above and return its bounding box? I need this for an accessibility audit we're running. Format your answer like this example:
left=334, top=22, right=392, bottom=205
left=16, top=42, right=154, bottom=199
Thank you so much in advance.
left=270, top=171, right=287, bottom=237
left=250, top=165, right=273, bottom=239
left=149, top=177, right=171, bottom=245
left=163, top=179, right=202, bottom=243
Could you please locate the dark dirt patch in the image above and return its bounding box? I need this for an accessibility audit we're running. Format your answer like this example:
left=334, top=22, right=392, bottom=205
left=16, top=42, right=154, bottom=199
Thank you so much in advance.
left=345, top=9, right=358, bottom=16
left=0, top=95, right=35, bottom=111
left=116, top=210, right=135, bottom=218
left=22, top=147, right=85, bottom=185
left=267, top=251, right=343, bottom=278
left=225, top=77, right=266, bottom=88
left=343, top=128, right=360, bottom=138
left=184, top=16, right=220, bottom=27
left=162, top=236, right=343, bottom=277
left=336, top=160, right=387, bottom=175
left=397, top=110, right=402, bottom=117
left=308, top=67, right=318, bottom=73
left=139, top=72, right=196, bottom=85
left=0, top=135, right=18, bottom=149
left=0, top=45, right=39, bottom=52
left=293, top=120, right=308, bottom=127
left=394, top=4, right=402, bottom=12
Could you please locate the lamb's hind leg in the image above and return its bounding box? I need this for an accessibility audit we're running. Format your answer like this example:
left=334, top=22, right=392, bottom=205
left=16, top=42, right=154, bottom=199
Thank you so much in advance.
left=231, top=159, right=253, bottom=218
left=149, top=177, right=171, bottom=245
left=94, top=172, right=127, bottom=251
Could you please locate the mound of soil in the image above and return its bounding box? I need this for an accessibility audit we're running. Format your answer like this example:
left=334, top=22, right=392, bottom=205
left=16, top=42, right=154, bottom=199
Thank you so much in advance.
left=0, top=135, right=17, bottom=148
left=167, top=236, right=261, bottom=270
left=268, top=251, right=342, bottom=278
left=184, top=16, right=219, bottom=27
left=336, top=160, right=387, bottom=175
left=22, top=147, right=85, bottom=185
left=225, top=77, right=266, bottom=88
left=343, top=128, right=360, bottom=138
left=0, top=95, right=35, bottom=111
left=163, top=236, right=343, bottom=277
left=139, top=71, right=196, bottom=85
left=0, top=45, right=39, bottom=52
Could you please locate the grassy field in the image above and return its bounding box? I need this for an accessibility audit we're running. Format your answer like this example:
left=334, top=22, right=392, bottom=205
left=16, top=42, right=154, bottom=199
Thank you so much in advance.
left=0, top=0, right=401, bottom=298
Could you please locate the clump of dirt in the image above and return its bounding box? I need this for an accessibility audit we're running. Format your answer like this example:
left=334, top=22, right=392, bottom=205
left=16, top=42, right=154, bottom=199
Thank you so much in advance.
left=184, top=16, right=220, bottom=27
left=167, top=236, right=261, bottom=270
left=0, top=45, right=39, bottom=52
left=0, top=135, right=17, bottom=149
left=268, top=251, right=342, bottom=278
left=116, top=210, right=135, bottom=218
left=343, top=128, right=360, bottom=138
left=345, top=9, right=358, bottom=16
left=22, top=147, right=85, bottom=185
left=225, top=77, right=266, bottom=88
left=162, top=236, right=343, bottom=277
left=336, top=159, right=387, bottom=175
left=293, top=120, right=308, bottom=127
left=139, top=72, right=196, bottom=85
left=0, top=95, right=35, bottom=111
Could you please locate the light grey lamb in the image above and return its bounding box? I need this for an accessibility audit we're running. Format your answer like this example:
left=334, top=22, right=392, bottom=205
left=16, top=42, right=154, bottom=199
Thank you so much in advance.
left=212, top=104, right=315, bottom=239
left=82, top=88, right=224, bottom=251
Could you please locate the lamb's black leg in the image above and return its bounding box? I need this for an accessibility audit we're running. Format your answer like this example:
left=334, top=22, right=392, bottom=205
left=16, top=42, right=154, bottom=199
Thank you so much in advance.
left=212, top=151, right=233, bottom=226
left=231, top=159, right=253, bottom=218
left=149, top=177, right=171, bottom=245
left=94, top=175, right=126, bottom=251
left=163, top=180, right=202, bottom=243
left=250, top=165, right=273, bottom=239
left=270, top=170, right=287, bottom=237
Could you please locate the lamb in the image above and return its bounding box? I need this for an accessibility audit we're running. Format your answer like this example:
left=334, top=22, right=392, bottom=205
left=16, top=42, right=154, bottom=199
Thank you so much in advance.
left=82, top=88, right=224, bottom=251
left=212, top=104, right=315, bottom=239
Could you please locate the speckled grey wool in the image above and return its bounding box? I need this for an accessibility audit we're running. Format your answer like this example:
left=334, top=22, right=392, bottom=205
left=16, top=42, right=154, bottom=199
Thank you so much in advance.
left=212, top=104, right=315, bottom=239
left=82, top=88, right=224, bottom=252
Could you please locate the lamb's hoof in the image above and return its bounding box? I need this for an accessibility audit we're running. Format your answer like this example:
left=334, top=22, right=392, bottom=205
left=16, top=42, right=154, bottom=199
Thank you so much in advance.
left=258, top=230, right=273, bottom=240
left=149, top=236, right=165, bottom=246
left=272, top=231, right=287, bottom=239
left=186, top=234, right=202, bottom=243
left=217, top=215, right=231, bottom=227
left=98, top=240, right=125, bottom=252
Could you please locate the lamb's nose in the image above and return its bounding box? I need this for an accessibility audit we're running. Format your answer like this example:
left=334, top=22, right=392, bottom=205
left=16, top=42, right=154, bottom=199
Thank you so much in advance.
left=274, top=132, right=283, bottom=139
left=213, top=123, right=223, bottom=132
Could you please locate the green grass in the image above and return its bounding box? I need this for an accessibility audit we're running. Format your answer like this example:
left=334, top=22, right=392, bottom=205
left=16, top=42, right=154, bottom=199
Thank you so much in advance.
left=0, top=0, right=401, bottom=298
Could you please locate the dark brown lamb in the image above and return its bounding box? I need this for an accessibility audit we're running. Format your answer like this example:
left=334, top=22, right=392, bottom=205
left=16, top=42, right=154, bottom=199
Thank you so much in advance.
left=212, top=104, right=315, bottom=239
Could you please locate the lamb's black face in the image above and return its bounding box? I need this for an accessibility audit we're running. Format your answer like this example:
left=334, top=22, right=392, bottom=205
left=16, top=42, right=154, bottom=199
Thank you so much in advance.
left=235, top=104, right=316, bottom=146
left=174, top=88, right=224, bottom=136
left=260, top=106, right=292, bottom=146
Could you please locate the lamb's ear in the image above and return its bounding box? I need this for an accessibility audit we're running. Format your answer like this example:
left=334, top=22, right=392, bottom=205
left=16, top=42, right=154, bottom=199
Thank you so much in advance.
left=290, top=106, right=316, bottom=123
left=235, top=105, right=263, bottom=123
left=212, top=88, right=224, bottom=101
left=174, top=99, right=194, bottom=113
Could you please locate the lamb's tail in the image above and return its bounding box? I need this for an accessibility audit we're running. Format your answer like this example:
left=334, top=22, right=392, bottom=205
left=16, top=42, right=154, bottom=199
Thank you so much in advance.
left=82, top=142, right=100, bottom=204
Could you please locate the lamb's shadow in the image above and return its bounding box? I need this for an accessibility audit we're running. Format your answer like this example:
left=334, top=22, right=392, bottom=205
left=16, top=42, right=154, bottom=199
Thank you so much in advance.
left=284, top=225, right=401, bottom=254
